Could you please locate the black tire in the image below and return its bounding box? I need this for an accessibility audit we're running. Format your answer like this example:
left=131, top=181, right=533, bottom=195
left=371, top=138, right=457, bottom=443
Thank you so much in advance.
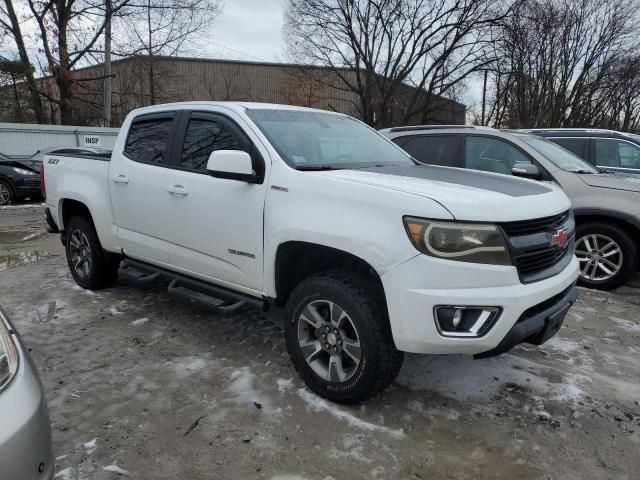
left=0, top=180, right=14, bottom=206
left=284, top=270, right=403, bottom=404
left=575, top=222, right=637, bottom=290
left=65, top=216, right=121, bottom=290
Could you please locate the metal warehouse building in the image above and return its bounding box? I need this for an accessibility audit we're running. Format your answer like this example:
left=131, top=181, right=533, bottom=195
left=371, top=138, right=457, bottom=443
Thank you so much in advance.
left=2, top=55, right=466, bottom=129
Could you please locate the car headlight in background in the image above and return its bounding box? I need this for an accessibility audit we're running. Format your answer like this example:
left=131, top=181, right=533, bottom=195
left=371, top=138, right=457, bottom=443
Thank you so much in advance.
left=0, top=313, right=19, bottom=391
left=12, top=167, right=37, bottom=176
left=403, top=217, right=511, bottom=265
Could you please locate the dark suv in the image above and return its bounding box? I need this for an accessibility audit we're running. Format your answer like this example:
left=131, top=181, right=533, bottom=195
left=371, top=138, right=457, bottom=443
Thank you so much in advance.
left=0, top=152, right=41, bottom=206
left=520, top=129, right=640, bottom=175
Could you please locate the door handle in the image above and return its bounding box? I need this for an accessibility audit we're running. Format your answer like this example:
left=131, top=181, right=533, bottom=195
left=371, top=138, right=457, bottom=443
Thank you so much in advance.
left=112, top=174, right=129, bottom=184
left=167, top=184, right=189, bottom=196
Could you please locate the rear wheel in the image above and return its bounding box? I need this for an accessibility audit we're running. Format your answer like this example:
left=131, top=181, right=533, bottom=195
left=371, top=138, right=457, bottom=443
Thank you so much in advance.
left=0, top=180, right=13, bottom=206
left=65, top=216, right=120, bottom=290
left=284, top=270, right=403, bottom=404
left=575, top=222, right=636, bottom=290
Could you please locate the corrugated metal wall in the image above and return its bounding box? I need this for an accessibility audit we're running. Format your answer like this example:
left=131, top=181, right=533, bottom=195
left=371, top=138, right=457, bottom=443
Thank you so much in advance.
left=0, top=123, right=119, bottom=158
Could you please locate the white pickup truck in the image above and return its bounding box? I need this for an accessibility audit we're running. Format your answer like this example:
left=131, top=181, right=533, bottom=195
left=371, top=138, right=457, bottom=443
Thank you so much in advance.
left=43, top=102, right=579, bottom=403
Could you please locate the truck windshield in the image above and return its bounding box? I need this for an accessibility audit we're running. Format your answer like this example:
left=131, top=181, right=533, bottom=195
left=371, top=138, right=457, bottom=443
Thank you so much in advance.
left=246, top=109, right=415, bottom=170
left=521, top=135, right=599, bottom=174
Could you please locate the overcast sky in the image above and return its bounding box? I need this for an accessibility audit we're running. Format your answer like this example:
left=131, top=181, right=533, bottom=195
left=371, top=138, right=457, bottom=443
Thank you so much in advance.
left=207, top=0, right=285, bottom=62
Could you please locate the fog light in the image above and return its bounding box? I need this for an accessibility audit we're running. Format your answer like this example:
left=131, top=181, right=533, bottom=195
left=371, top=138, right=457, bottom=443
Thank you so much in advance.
left=434, top=306, right=501, bottom=337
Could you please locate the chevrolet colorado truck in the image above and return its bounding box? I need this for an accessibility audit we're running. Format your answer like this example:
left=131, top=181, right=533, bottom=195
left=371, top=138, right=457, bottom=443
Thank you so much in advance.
left=43, top=102, right=580, bottom=403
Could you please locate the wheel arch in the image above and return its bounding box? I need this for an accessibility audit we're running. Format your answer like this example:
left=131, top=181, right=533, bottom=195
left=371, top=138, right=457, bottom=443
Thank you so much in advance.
left=273, top=241, right=387, bottom=308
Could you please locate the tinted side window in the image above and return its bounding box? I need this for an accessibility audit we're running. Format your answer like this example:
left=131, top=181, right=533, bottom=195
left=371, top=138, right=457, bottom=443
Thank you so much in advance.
left=180, top=118, right=248, bottom=171
left=464, top=136, right=531, bottom=175
left=125, top=117, right=174, bottom=165
left=402, top=135, right=459, bottom=167
left=594, top=138, right=640, bottom=168
left=549, top=138, right=588, bottom=159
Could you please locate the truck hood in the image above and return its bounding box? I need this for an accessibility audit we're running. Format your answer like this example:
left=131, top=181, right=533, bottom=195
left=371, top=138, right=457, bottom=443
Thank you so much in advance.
left=577, top=172, right=640, bottom=193
left=319, top=164, right=569, bottom=222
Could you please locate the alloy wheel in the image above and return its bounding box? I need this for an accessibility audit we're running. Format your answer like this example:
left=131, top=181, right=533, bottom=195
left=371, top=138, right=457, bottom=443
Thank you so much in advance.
left=69, top=229, right=92, bottom=278
left=297, top=299, right=362, bottom=383
left=575, top=234, right=623, bottom=282
left=0, top=183, right=10, bottom=205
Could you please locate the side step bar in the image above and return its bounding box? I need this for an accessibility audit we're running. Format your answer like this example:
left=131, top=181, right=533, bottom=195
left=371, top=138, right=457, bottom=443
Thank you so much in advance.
left=119, top=259, right=267, bottom=312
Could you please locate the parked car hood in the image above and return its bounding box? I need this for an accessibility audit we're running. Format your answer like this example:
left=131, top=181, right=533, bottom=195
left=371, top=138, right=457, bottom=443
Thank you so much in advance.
left=577, top=172, right=640, bottom=193
left=318, top=164, right=570, bottom=222
left=0, top=160, right=39, bottom=173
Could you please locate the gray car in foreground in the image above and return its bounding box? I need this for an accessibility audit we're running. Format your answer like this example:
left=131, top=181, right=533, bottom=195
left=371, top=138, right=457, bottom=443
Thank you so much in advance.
left=382, top=126, right=640, bottom=290
left=0, top=307, right=53, bottom=480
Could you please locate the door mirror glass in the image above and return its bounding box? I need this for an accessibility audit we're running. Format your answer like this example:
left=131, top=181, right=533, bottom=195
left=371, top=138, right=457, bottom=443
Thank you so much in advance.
left=206, top=150, right=256, bottom=182
left=512, top=162, right=540, bottom=179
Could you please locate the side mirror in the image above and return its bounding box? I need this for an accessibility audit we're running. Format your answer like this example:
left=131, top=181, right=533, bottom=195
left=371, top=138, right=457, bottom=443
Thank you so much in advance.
left=206, top=150, right=258, bottom=183
left=512, top=162, right=541, bottom=180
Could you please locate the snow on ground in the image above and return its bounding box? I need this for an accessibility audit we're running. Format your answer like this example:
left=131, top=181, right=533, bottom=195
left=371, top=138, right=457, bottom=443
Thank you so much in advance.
left=397, top=349, right=589, bottom=405
left=610, top=316, right=640, bottom=332
left=130, top=317, right=149, bottom=326
left=297, top=388, right=405, bottom=438
left=103, top=464, right=130, bottom=475
left=54, top=467, right=75, bottom=480
left=276, top=377, right=294, bottom=393
left=83, top=438, right=97, bottom=454
left=171, top=356, right=209, bottom=378
left=227, top=367, right=274, bottom=411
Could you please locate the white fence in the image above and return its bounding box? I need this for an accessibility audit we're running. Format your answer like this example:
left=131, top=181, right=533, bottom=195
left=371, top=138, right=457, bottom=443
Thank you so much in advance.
left=0, top=122, right=120, bottom=159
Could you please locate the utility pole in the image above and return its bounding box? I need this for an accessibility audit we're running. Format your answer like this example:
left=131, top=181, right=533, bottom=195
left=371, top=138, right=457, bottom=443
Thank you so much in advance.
left=104, top=0, right=112, bottom=127
left=481, top=69, right=488, bottom=126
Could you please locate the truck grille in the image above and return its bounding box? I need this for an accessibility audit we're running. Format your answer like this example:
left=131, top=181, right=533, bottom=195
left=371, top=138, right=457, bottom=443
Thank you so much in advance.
left=501, top=210, right=570, bottom=236
left=500, top=210, right=574, bottom=283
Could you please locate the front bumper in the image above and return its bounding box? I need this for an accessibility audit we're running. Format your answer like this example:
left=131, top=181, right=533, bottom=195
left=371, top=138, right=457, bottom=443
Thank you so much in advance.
left=0, top=323, right=54, bottom=480
left=381, top=253, right=580, bottom=355
left=14, top=176, right=41, bottom=198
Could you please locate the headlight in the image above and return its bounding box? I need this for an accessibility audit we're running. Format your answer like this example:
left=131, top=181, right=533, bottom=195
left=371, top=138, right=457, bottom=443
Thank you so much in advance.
left=12, top=167, right=36, bottom=176
left=0, top=311, right=19, bottom=391
left=403, top=217, right=511, bottom=265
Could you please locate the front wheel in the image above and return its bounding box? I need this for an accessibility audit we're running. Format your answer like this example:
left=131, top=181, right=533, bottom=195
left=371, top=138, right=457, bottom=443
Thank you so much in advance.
left=65, top=216, right=121, bottom=290
left=575, top=222, right=637, bottom=290
left=284, top=271, right=403, bottom=404
left=0, top=180, right=13, bottom=206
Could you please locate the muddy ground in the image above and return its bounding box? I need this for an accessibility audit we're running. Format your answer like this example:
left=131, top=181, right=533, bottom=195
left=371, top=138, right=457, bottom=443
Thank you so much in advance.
left=1, top=205, right=639, bottom=480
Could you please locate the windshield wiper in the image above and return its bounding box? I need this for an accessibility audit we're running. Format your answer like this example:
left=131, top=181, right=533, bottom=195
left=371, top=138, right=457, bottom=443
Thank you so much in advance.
left=570, top=169, right=595, bottom=174
left=296, top=164, right=341, bottom=171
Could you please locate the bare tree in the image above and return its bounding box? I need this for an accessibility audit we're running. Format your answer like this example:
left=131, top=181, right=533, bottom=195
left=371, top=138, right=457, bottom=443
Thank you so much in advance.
left=112, top=0, right=223, bottom=104
left=1, top=0, right=45, bottom=122
left=284, top=0, right=507, bottom=128
left=481, top=0, right=638, bottom=130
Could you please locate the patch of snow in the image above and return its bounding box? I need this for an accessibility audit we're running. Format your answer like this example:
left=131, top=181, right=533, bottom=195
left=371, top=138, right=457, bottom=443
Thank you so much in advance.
left=108, top=306, right=124, bottom=316
left=103, top=464, right=130, bottom=475
left=22, top=232, right=40, bottom=241
left=228, top=367, right=273, bottom=411
left=397, top=352, right=588, bottom=404
left=297, top=388, right=404, bottom=438
left=0, top=203, right=45, bottom=210
left=172, top=357, right=208, bottom=378
left=328, top=434, right=373, bottom=463
left=55, top=467, right=75, bottom=480
left=83, top=438, right=97, bottom=454
left=277, top=378, right=294, bottom=393
left=130, top=317, right=149, bottom=326
left=610, top=317, right=640, bottom=333
left=270, top=476, right=312, bottom=480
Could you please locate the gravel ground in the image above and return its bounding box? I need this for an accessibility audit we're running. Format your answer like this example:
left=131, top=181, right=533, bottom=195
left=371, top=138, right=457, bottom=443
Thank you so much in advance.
left=1, top=205, right=640, bottom=480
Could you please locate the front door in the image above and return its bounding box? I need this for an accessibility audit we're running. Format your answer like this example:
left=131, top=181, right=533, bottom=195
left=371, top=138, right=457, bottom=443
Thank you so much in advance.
left=163, top=110, right=269, bottom=292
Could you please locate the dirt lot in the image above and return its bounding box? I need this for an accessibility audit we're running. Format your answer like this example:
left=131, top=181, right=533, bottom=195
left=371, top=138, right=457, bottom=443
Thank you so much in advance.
left=1, top=205, right=640, bottom=480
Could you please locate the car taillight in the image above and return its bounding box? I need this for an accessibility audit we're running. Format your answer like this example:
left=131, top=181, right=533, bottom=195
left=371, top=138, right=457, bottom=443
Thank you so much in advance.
left=40, top=166, right=46, bottom=199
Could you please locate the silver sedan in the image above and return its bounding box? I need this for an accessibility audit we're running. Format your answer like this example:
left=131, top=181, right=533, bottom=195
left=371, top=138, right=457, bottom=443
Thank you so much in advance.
left=0, top=307, right=53, bottom=480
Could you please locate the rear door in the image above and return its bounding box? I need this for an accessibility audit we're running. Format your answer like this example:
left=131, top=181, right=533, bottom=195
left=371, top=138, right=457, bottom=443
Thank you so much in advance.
left=162, top=110, right=269, bottom=292
left=109, top=112, right=178, bottom=263
left=592, top=137, right=640, bottom=174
